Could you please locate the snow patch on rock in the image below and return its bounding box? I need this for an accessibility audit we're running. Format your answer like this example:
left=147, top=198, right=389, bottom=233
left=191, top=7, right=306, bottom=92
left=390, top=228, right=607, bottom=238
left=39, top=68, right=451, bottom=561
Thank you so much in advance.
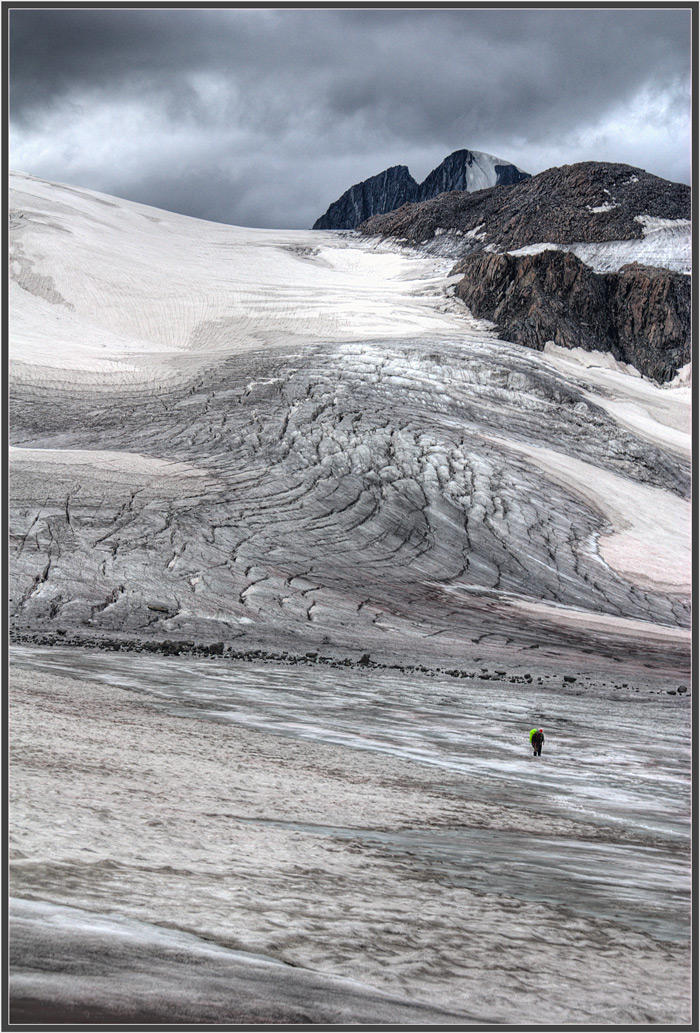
left=507, top=216, right=690, bottom=274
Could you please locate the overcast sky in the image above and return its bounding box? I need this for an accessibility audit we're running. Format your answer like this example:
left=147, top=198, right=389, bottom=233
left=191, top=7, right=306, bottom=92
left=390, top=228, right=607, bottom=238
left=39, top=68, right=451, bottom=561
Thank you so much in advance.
left=9, top=6, right=692, bottom=229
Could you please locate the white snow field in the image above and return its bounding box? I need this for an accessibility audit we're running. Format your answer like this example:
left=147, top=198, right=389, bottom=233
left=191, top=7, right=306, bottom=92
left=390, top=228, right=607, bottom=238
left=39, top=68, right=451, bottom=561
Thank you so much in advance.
left=506, top=216, right=692, bottom=274
left=10, top=171, right=468, bottom=386
left=9, top=172, right=691, bottom=1024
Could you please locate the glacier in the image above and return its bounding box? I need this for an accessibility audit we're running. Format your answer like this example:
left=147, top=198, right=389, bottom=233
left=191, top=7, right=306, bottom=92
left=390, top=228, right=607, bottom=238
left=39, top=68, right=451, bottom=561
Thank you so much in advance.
left=505, top=216, right=691, bottom=275
left=9, top=170, right=691, bottom=1024
left=9, top=171, right=690, bottom=671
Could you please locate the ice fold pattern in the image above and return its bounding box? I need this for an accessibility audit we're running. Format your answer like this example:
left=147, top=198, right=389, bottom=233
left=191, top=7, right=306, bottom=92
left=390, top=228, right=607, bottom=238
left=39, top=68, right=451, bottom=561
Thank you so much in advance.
left=9, top=172, right=691, bottom=670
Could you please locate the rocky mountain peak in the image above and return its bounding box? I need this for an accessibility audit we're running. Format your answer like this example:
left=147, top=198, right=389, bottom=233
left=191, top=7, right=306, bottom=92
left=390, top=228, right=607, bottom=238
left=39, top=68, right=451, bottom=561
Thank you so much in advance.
left=313, top=148, right=529, bottom=230
left=358, top=161, right=690, bottom=251
left=419, top=148, right=529, bottom=198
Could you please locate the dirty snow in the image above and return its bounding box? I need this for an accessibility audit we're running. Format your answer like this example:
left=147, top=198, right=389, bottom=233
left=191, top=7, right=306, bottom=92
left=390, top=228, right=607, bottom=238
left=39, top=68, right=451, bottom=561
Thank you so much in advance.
left=10, top=655, right=691, bottom=1024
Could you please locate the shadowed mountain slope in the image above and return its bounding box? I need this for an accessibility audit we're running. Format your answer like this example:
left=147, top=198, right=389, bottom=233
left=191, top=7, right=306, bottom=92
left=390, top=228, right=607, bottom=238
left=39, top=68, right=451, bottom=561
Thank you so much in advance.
left=313, top=148, right=530, bottom=229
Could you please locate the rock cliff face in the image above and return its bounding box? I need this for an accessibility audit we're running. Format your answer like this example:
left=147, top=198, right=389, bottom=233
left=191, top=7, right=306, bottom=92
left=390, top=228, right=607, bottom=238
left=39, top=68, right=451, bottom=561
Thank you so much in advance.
left=359, top=162, right=690, bottom=251
left=452, top=251, right=690, bottom=383
left=313, top=149, right=529, bottom=229
left=313, top=165, right=419, bottom=233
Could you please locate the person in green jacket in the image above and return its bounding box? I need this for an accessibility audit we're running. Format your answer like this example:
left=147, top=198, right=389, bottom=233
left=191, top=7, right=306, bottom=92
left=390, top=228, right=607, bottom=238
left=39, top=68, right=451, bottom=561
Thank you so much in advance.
left=530, top=728, right=545, bottom=756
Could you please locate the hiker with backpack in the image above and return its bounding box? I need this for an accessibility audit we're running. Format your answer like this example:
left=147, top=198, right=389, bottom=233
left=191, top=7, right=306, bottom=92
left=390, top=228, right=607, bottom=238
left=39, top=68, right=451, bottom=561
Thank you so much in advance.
left=530, top=727, right=545, bottom=756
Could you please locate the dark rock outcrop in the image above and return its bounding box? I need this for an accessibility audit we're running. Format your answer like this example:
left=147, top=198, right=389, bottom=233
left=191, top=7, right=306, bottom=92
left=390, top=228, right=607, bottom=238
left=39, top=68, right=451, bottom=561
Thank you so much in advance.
left=452, top=250, right=690, bottom=382
left=313, top=149, right=529, bottom=229
left=313, top=165, right=419, bottom=232
left=359, top=162, right=690, bottom=251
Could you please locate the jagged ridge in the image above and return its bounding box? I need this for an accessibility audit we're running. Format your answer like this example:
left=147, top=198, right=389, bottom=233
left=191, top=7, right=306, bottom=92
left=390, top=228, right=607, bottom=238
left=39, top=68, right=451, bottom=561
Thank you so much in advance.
left=358, top=162, right=690, bottom=249
left=313, top=148, right=529, bottom=229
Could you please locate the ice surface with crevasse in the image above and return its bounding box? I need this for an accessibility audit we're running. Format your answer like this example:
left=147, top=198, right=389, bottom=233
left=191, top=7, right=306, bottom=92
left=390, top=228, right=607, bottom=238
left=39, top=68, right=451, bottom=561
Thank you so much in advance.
left=9, top=171, right=691, bottom=1025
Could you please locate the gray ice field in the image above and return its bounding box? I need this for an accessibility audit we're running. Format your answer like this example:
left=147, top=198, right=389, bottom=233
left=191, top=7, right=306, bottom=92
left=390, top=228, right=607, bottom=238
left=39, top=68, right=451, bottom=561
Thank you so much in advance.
left=9, top=172, right=691, bottom=1025
left=10, top=647, right=691, bottom=1025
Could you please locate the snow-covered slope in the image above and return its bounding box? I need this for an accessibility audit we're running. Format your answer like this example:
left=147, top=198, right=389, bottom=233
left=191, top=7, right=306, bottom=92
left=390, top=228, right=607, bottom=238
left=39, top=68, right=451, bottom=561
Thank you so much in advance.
left=10, top=171, right=690, bottom=676
left=506, top=215, right=691, bottom=274
left=10, top=171, right=465, bottom=387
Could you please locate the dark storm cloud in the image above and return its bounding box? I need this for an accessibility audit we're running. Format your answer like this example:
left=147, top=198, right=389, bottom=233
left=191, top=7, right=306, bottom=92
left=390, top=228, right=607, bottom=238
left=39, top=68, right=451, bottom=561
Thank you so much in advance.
left=9, top=7, right=692, bottom=228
